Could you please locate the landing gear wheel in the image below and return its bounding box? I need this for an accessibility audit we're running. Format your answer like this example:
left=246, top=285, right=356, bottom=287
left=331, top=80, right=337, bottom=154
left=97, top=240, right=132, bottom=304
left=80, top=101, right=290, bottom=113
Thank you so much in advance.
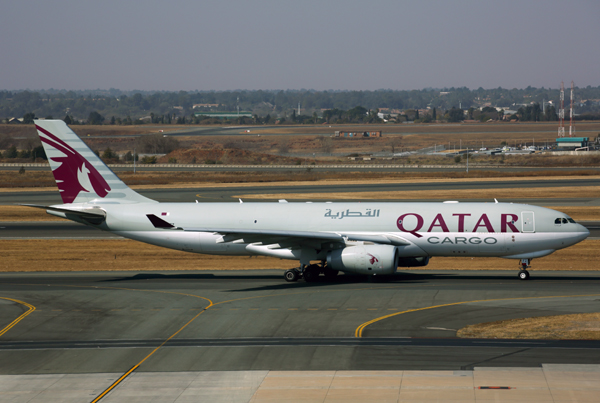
left=518, top=270, right=530, bottom=280
left=284, top=269, right=299, bottom=282
left=303, top=265, right=320, bottom=283
left=322, top=268, right=339, bottom=280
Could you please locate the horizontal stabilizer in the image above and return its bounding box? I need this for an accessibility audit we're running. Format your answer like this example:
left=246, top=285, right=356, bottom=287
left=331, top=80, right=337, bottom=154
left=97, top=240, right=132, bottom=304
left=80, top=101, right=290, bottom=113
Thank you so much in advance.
left=21, top=204, right=106, bottom=225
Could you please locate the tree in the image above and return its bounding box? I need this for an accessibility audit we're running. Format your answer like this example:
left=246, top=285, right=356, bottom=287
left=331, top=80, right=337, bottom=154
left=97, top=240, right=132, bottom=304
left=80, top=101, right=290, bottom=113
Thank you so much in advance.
left=447, top=107, right=464, bottom=122
left=4, top=146, right=18, bottom=158
left=544, top=106, right=558, bottom=121
left=32, top=145, right=47, bottom=160
left=101, top=147, right=118, bottom=161
left=389, top=137, right=401, bottom=154
left=135, top=133, right=179, bottom=154
left=87, top=111, right=105, bottom=125
left=432, top=108, right=437, bottom=121
left=22, top=112, right=36, bottom=124
left=320, top=137, right=334, bottom=154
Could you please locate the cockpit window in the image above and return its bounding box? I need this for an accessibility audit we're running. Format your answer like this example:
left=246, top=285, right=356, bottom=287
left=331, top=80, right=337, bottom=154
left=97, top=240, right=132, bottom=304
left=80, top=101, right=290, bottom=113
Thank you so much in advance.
left=555, top=218, right=562, bottom=225
left=562, top=218, right=569, bottom=224
left=568, top=218, right=576, bottom=224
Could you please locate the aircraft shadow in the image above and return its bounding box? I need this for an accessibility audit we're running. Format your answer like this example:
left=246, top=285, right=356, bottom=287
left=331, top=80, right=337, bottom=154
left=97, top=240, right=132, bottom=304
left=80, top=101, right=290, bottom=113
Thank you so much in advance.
left=100, top=271, right=600, bottom=292
left=102, top=273, right=284, bottom=282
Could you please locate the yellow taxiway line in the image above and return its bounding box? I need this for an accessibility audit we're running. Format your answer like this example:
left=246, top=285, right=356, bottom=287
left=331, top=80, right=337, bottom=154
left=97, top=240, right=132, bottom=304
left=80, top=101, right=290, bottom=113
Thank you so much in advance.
left=355, top=293, right=600, bottom=337
left=0, top=297, right=36, bottom=337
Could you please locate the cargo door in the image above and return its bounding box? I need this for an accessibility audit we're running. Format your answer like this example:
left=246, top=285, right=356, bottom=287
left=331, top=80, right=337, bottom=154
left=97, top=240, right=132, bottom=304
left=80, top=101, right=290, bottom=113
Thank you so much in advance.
left=521, top=211, right=535, bottom=233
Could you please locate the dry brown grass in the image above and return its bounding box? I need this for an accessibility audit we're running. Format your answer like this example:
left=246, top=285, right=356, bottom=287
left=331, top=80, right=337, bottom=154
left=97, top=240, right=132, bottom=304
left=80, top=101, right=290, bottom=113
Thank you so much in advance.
left=0, top=239, right=597, bottom=273
left=457, top=313, right=600, bottom=340
left=0, top=206, right=64, bottom=221
left=3, top=121, right=600, bottom=166
left=0, top=239, right=286, bottom=272
left=546, top=207, right=600, bottom=221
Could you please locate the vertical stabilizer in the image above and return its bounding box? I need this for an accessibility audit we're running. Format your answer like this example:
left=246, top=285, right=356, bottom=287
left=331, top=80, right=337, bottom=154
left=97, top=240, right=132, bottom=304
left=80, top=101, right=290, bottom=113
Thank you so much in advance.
left=35, top=120, right=156, bottom=204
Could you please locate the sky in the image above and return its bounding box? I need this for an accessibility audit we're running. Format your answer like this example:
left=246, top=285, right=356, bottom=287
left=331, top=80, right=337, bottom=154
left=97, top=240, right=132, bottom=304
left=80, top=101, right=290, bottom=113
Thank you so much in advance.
left=1, top=0, right=599, bottom=92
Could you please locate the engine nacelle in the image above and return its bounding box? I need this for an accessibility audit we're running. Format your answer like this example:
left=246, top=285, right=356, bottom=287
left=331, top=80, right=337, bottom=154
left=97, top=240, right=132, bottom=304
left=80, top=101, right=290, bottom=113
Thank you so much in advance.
left=327, top=244, right=399, bottom=275
left=397, top=256, right=430, bottom=267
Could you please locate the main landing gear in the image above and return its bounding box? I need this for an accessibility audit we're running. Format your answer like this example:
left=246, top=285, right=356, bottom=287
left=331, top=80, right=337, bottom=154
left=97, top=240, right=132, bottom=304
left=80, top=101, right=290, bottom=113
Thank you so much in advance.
left=284, top=262, right=339, bottom=283
left=518, top=259, right=531, bottom=280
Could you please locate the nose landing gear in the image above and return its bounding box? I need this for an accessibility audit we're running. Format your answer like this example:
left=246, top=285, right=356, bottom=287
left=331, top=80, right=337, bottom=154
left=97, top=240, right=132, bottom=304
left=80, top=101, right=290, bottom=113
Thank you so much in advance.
left=518, top=259, right=531, bottom=280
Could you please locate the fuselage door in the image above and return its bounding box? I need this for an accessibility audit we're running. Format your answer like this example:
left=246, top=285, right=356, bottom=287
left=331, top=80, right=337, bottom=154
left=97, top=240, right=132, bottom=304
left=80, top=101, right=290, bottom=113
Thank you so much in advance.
left=521, top=211, right=535, bottom=233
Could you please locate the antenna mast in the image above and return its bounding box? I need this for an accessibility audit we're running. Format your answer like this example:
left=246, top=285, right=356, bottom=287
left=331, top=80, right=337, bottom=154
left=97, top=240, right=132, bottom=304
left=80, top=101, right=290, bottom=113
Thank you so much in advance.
left=558, top=81, right=565, bottom=138
left=569, top=81, right=575, bottom=137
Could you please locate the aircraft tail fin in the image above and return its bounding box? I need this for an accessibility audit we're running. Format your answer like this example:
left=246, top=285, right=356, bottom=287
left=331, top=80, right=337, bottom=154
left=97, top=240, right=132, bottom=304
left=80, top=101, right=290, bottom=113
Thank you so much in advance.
left=34, top=120, right=156, bottom=205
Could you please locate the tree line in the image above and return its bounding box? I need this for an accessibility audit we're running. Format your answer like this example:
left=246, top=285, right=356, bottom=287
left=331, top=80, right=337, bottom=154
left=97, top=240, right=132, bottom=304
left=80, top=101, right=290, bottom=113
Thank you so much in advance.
left=1, top=87, right=599, bottom=124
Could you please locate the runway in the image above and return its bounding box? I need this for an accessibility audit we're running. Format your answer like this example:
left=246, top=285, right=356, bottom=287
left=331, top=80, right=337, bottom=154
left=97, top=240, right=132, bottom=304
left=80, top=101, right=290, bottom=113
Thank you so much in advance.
left=2, top=177, right=600, bottom=205
left=1, top=270, right=600, bottom=375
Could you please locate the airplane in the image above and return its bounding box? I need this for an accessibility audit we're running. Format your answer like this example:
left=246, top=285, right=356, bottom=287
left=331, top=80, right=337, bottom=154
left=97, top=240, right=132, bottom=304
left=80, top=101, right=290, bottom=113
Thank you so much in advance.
left=27, top=120, right=589, bottom=282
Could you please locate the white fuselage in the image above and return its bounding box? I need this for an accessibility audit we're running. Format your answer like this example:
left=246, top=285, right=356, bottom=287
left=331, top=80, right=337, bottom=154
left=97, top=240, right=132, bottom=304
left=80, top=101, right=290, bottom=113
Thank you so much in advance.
left=65, top=201, right=589, bottom=263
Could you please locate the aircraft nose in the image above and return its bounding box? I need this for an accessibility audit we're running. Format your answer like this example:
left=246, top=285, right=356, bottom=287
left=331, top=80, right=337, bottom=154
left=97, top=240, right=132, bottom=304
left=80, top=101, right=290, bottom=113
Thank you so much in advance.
left=577, top=224, right=590, bottom=241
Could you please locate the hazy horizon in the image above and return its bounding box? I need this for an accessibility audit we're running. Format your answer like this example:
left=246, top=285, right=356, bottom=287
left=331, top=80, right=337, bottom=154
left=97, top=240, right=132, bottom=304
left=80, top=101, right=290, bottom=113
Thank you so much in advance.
left=2, top=0, right=599, bottom=92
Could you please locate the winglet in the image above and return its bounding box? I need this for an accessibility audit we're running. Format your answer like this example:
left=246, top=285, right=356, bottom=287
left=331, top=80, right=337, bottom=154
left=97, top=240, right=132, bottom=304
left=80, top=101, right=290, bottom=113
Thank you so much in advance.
left=146, top=214, right=175, bottom=228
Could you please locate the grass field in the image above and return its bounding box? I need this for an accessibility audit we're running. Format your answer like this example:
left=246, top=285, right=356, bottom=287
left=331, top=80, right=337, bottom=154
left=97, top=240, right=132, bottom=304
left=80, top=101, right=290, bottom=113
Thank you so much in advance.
left=3, top=121, right=600, bottom=163
left=457, top=313, right=600, bottom=340
left=1, top=238, right=597, bottom=273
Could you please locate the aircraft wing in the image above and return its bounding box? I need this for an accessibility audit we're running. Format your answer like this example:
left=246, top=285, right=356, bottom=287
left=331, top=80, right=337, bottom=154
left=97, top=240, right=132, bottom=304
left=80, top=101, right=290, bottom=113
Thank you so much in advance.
left=146, top=214, right=411, bottom=247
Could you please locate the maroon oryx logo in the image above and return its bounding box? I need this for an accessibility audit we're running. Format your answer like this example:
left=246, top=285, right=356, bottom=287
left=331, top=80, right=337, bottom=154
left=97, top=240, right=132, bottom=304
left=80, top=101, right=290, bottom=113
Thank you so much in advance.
left=36, top=125, right=111, bottom=204
left=368, top=253, right=379, bottom=265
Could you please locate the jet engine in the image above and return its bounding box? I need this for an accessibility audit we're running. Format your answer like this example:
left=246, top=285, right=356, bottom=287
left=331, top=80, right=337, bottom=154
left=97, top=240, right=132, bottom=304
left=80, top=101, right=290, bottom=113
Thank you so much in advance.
left=327, top=244, right=399, bottom=275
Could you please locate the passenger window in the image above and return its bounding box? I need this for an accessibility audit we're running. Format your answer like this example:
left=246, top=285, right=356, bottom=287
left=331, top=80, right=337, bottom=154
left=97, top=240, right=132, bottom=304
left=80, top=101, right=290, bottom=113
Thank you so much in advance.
left=562, top=218, right=569, bottom=224
left=554, top=218, right=562, bottom=225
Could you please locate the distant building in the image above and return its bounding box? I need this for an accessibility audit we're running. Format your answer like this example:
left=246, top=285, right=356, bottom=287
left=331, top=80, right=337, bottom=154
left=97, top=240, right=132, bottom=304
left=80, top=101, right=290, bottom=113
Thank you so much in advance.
left=194, top=112, right=253, bottom=119
left=334, top=131, right=382, bottom=138
left=193, top=103, right=219, bottom=109
left=556, top=137, right=589, bottom=149
left=377, top=112, right=398, bottom=120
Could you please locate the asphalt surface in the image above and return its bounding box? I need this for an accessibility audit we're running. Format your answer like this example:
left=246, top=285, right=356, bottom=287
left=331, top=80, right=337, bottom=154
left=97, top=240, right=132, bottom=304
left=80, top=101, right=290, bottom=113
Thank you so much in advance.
left=2, top=178, right=600, bottom=205
left=1, top=270, right=600, bottom=374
